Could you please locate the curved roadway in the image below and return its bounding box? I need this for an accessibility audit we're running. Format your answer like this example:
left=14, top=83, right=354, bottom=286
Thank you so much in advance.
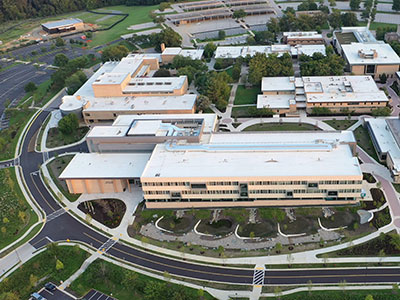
left=16, top=101, right=400, bottom=287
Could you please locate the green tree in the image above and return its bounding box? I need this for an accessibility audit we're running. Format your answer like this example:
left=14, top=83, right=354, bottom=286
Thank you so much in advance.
left=55, top=37, right=65, bottom=47
left=328, top=9, right=342, bottom=29
left=24, top=82, right=37, bottom=93
left=233, top=9, right=246, bottom=20
left=218, top=30, right=226, bottom=40
left=65, top=70, right=87, bottom=94
left=54, top=53, right=69, bottom=67
left=341, top=12, right=358, bottom=26
left=56, top=259, right=64, bottom=270
left=350, top=0, right=361, bottom=10
left=196, top=95, right=211, bottom=112
left=232, top=65, right=241, bottom=81
left=0, top=292, right=19, bottom=300
left=156, top=27, right=182, bottom=51
left=393, top=0, right=400, bottom=11
left=275, top=242, right=282, bottom=253
left=379, top=73, right=387, bottom=83
left=371, top=107, right=391, bottom=117
left=203, top=42, right=217, bottom=59
left=101, top=44, right=129, bottom=62
left=365, top=295, right=374, bottom=300
left=58, top=114, right=79, bottom=135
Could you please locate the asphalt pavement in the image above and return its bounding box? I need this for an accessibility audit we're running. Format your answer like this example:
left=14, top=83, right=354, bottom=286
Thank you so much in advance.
left=13, top=99, right=400, bottom=287
left=83, top=289, right=116, bottom=300
left=38, top=288, right=75, bottom=300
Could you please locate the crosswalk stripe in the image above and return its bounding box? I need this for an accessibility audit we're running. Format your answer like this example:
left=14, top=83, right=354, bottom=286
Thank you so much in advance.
left=253, top=268, right=265, bottom=285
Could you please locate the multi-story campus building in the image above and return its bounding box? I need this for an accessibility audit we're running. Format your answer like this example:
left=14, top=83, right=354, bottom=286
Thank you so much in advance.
left=60, top=114, right=364, bottom=209
left=283, top=32, right=325, bottom=45
left=365, top=117, right=400, bottom=182
left=333, top=27, right=400, bottom=79
left=257, top=75, right=389, bottom=116
left=60, top=54, right=196, bottom=125
left=215, top=44, right=326, bottom=59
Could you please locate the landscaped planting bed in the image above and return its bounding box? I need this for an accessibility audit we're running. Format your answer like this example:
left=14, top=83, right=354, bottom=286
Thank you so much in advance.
left=158, top=214, right=196, bottom=234
left=238, top=220, right=277, bottom=238
left=78, top=199, right=126, bottom=228
left=280, top=215, right=319, bottom=235
left=46, top=126, right=89, bottom=149
left=363, top=172, right=376, bottom=183
left=197, top=218, right=235, bottom=236
left=372, top=206, right=391, bottom=228
left=320, top=209, right=358, bottom=229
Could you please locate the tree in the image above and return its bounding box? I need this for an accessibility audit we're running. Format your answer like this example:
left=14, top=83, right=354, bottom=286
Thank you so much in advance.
left=101, top=44, right=129, bottom=62
left=233, top=9, right=246, bottom=20
left=58, top=114, right=79, bottom=135
left=379, top=73, right=387, bottom=83
left=267, top=18, right=280, bottom=39
left=65, top=70, right=87, bottom=94
left=328, top=9, right=342, bottom=29
left=350, top=0, right=361, bottom=10
left=196, top=95, right=211, bottom=112
left=365, top=295, right=374, bottom=300
left=24, top=82, right=37, bottom=93
left=56, top=259, right=64, bottom=270
left=341, top=12, right=358, bottom=26
left=153, top=68, right=171, bottom=77
left=274, top=287, right=282, bottom=299
left=0, top=137, right=6, bottom=152
left=55, top=37, right=65, bottom=47
left=204, top=43, right=217, bottom=59
left=232, top=65, right=241, bottom=81
left=275, top=242, right=282, bottom=253
left=155, top=27, right=182, bottom=51
left=0, top=292, right=19, bottom=300
left=197, top=289, right=205, bottom=297
left=393, top=0, right=400, bottom=11
left=218, top=30, right=226, bottom=40
left=54, top=53, right=69, bottom=67
left=371, top=107, right=391, bottom=117
left=248, top=53, right=293, bottom=85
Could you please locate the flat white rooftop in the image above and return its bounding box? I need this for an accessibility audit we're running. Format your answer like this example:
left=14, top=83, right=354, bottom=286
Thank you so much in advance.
left=128, top=120, right=163, bottom=136
left=215, top=45, right=325, bottom=59
left=366, top=118, right=400, bottom=172
left=302, top=75, right=388, bottom=103
left=342, top=43, right=400, bottom=65
left=142, top=138, right=361, bottom=179
left=87, top=126, right=129, bottom=138
left=112, top=113, right=218, bottom=133
left=162, top=47, right=204, bottom=60
left=84, top=94, right=196, bottom=112
left=42, top=18, right=82, bottom=29
left=283, top=31, right=323, bottom=39
left=262, top=77, right=295, bottom=92
left=124, top=76, right=187, bottom=93
left=257, top=94, right=294, bottom=109
left=60, top=153, right=152, bottom=179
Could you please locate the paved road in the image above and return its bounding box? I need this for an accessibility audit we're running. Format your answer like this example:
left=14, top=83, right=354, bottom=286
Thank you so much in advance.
left=39, top=288, right=74, bottom=300
left=12, top=102, right=400, bottom=286
left=83, top=289, right=117, bottom=300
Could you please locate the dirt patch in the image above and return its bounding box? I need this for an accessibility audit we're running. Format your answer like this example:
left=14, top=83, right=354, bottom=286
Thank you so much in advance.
left=197, top=218, right=235, bottom=236
left=238, top=220, right=277, bottom=238
left=363, top=172, right=376, bottom=183
left=320, top=210, right=358, bottom=229
left=78, top=199, right=126, bottom=228
left=280, top=215, right=319, bottom=235
left=158, top=215, right=196, bottom=234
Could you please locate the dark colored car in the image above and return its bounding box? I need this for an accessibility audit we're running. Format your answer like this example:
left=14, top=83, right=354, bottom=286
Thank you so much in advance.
left=44, top=282, right=57, bottom=291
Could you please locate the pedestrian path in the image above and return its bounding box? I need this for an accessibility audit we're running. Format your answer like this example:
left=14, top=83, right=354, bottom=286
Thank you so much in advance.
left=46, top=208, right=66, bottom=222
left=252, top=267, right=265, bottom=286
left=98, top=237, right=118, bottom=253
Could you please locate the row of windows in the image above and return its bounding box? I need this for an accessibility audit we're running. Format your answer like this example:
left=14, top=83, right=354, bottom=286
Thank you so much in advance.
left=142, top=180, right=363, bottom=187
left=144, top=189, right=362, bottom=195
left=146, top=197, right=358, bottom=202
left=311, top=102, right=383, bottom=106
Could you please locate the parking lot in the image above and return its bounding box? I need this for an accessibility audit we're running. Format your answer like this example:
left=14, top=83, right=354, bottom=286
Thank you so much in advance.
left=0, top=62, right=54, bottom=115
left=82, top=289, right=117, bottom=300
left=37, top=287, right=75, bottom=300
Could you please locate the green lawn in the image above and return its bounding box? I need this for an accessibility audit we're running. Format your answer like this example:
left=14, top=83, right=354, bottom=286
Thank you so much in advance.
left=353, top=125, right=380, bottom=162
left=70, top=259, right=216, bottom=300
left=265, top=290, right=400, bottom=299
left=0, top=167, right=38, bottom=251
left=0, top=245, right=89, bottom=300
left=19, top=79, right=61, bottom=108
left=357, top=21, right=397, bottom=31
left=46, top=126, right=89, bottom=149
left=232, top=106, right=257, bottom=118
left=88, top=5, right=158, bottom=47
left=0, top=108, right=37, bottom=161
left=323, top=119, right=357, bottom=130
left=47, top=155, right=80, bottom=202
left=243, top=123, right=320, bottom=131
left=234, top=85, right=260, bottom=105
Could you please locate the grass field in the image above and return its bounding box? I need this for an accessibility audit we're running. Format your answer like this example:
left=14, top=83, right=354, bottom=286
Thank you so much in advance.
left=46, top=126, right=89, bottom=149
left=243, top=123, right=320, bottom=131
left=47, top=155, right=80, bottom=202
left=323, top=119, right=357, bottom=130
left=70, top=259, right=216, bottom=300
left=0, top=245, right=88, bottom=300
left=357, top=21, right=397, bottom=30
left=19, top=79, right=61, bottom=108
left=0, top=108, right=36, bottom=161
left=0, top=167, right=38, bottom=251
left=88, top=5, right=158, bottom=47
left=234, top=85, right=260, bottom=105
left=353, top=125, right=380, bottom=162
left=0, top=5, right=153, bottom=47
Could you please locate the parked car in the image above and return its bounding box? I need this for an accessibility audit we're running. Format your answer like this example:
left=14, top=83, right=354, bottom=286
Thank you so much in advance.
left=31, top=293, right=46, bottom=300
left=44, top=282, right=57, bottom=291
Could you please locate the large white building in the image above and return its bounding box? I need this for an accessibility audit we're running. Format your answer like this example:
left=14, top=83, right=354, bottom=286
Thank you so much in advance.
left=257, top=75, right=389, bottom=115
left=60, top=114, right=364, bottom=209
left=60, top=54, right=195, bottom=125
